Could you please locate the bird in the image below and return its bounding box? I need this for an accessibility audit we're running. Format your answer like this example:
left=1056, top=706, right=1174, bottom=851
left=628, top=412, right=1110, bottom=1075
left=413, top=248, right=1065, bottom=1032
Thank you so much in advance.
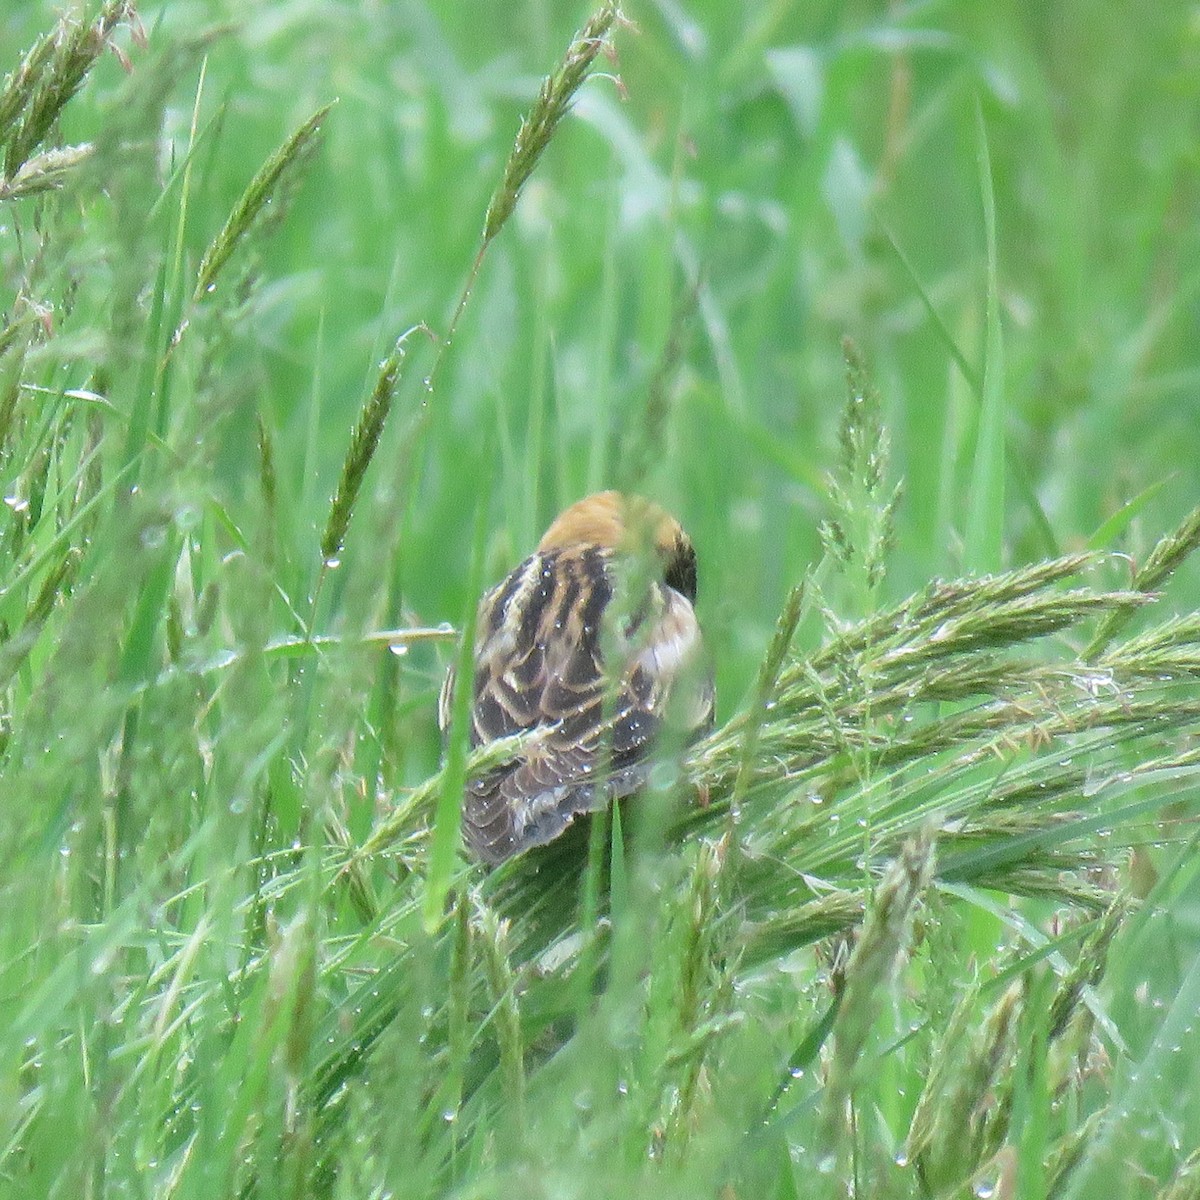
left=439, top=491, right=715, bottom=865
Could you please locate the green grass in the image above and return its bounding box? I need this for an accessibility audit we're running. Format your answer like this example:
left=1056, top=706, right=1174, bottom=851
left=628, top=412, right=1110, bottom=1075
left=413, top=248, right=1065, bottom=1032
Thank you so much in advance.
left=3, top=1, right=1200, bottom=1197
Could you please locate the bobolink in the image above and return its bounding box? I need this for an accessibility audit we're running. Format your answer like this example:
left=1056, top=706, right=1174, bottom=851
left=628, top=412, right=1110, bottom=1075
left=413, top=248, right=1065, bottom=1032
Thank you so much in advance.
left=440, top=491, right=714, bottom=864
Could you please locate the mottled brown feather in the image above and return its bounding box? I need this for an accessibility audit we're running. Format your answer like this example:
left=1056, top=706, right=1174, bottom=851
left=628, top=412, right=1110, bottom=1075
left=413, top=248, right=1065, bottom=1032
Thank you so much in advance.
left=440, top=494, right=713, bottom=864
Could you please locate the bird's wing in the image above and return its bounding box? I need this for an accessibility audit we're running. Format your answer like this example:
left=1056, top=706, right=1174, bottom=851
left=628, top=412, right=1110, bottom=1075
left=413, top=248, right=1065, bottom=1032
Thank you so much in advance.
left=452, top=547, right=712, bottom=863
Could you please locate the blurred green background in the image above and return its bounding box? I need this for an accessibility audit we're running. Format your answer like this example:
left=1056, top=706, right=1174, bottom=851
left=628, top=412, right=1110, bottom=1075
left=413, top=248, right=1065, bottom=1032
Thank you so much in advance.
left=3, top=0, right=1200, bottom=1195
left=8, top=0, right=1198, bottom=712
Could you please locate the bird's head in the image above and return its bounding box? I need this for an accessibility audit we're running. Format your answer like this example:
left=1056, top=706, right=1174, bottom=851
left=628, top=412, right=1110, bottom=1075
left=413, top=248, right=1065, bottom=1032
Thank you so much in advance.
left=537, top=490, right=698, bottom=602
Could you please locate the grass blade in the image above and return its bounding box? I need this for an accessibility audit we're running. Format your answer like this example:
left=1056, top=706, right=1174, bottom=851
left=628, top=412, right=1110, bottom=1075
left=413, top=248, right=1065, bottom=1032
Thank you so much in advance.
left=964, top=100, right=1005, bottom=575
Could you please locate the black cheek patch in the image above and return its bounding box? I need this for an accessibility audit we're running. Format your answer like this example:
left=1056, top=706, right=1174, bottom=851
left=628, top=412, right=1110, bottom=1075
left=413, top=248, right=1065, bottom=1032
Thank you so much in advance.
left=664, top=539, right=697, bottom=602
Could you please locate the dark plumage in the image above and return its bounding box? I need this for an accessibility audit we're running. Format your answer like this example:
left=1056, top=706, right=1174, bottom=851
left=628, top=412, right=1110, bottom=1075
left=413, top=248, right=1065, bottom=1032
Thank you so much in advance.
left=439, top=491, right=714, bottom=864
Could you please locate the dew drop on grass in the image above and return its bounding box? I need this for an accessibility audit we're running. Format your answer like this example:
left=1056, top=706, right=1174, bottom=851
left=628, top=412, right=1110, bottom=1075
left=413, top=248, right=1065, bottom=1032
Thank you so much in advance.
left=175, top=504, right=201, bottom=531
left=389, top=643, right=409, bottom=657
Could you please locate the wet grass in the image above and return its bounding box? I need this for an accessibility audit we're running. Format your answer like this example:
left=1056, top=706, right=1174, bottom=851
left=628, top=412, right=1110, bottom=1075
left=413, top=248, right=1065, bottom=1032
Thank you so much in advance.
left=2, top=1, right=1200, bottom=1197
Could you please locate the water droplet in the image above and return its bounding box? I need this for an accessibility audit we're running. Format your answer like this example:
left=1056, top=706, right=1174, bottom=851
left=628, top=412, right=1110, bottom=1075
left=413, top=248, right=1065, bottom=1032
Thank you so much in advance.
left=175, top=504, right=201, bottom=531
